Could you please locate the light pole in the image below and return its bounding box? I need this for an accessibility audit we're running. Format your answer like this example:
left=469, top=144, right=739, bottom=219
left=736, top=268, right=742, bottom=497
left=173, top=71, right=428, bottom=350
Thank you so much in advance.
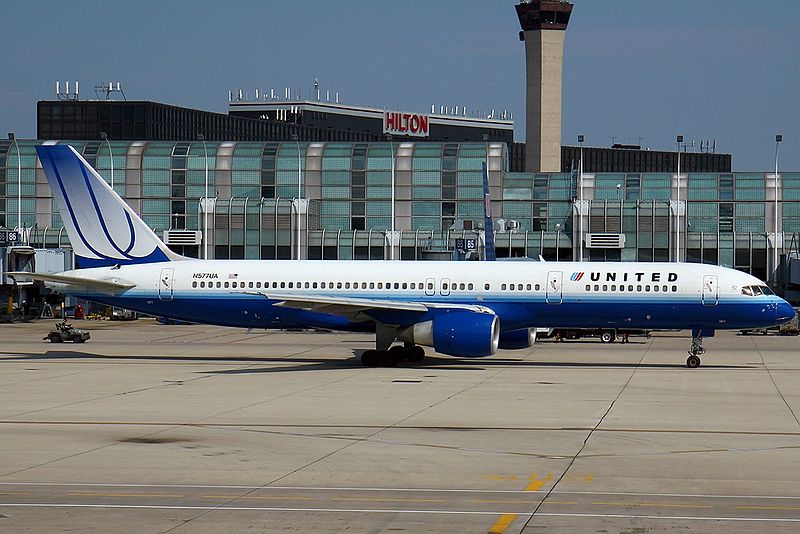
left=676, top=134, right=683, bottom=262
left=774, top=134, right=783, bottom=282
left=292, top=133, right=302, bottom=260
left=100, top=131, right=114, bottom=190
left=8, top=133, right=21, bottom=232
left=578, top=134, right=584, bottom=261
left=387, top=134, right=395, bottom=260
left=197, top=134, right=209, bottom=260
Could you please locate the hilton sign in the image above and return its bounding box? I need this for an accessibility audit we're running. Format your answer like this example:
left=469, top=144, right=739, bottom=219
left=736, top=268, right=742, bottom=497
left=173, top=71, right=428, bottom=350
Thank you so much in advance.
left=383, top=111, right=429, bottom=138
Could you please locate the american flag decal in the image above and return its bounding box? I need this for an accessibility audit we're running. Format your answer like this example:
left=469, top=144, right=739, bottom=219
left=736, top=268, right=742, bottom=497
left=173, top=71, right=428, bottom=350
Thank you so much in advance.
left=570, top=272, right=584, bottom=281
left=228, top=273, right=238, bottom=279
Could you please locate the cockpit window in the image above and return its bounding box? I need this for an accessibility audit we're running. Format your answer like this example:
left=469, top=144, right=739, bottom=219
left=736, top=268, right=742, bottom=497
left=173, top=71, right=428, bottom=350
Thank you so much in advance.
left=742, top=285, right=775, bottom=296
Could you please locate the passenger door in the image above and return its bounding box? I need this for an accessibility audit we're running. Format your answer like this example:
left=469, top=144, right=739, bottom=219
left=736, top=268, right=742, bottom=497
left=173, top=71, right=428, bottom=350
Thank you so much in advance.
left=702, top=274, right=718, bottom=306
left=440, top=278, right=451, bottom=297
left=546, top=271, right=563, bottom=304
left=159, top=268, right=175, bottom=301
left=424, top=277, right=435, bottom=296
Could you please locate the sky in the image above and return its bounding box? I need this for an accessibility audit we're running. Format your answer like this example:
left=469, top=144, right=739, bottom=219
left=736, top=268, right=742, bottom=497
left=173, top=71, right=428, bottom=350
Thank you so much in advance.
left=2, top=0, right=799, bottom=171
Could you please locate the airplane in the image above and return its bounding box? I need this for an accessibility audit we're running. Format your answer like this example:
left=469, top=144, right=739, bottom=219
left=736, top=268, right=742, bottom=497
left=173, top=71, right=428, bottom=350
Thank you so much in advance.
left=9, top=144, right=796, bottom=369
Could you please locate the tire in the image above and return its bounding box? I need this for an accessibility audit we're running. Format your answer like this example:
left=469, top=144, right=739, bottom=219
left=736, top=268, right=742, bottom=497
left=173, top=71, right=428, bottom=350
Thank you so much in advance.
left=73, top=336, right=86, bottom=343
left=49, top=333, right=62, bottom=343
left=600, top=331, right=615, bottom=343
left=407, top=346, right=426, bottom=362
left=686, top=355, right=701, bottom=369
left=361, top=350, right=379, bottom=367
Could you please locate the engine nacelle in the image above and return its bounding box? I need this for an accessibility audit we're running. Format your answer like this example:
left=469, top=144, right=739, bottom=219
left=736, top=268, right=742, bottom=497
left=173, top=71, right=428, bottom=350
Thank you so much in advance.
left=499, top=328, right=537, bottom=350
left=398, top=310, right=499, bottom=357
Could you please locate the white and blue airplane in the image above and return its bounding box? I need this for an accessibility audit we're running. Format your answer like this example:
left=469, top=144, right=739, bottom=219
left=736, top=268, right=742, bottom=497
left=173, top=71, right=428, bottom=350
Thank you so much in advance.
left=10, top=144, right=796, bottom=368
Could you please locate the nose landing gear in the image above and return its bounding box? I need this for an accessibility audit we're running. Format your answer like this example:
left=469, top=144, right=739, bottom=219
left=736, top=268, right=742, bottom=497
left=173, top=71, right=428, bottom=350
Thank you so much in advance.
left=686, top=335, right=705, bottom=368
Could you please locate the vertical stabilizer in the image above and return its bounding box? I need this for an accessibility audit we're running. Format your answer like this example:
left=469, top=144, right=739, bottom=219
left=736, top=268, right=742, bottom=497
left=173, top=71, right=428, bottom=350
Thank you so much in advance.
left=36, top=144, right=183, bottom=268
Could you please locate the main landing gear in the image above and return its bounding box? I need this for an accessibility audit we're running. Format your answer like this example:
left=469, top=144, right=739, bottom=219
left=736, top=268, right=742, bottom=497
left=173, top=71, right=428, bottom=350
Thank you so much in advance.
left=361, top=344, right=426, bottom=367
left=686, top=335, right=705, bottom=368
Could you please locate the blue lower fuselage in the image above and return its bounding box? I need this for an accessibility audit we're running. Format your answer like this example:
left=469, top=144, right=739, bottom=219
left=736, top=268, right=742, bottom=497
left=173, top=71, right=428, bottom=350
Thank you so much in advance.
left=79, top=291, right=790, bottom=333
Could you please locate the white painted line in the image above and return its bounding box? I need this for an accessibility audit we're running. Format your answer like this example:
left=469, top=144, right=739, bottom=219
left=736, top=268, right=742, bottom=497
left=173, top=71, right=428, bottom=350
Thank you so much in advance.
left=1, top=482, right=799, bottom=501
left=0, top=504, right=799, bottom=522
left=536, top=512, right=800, bottom=523
left=0, top=503, right=517, bottom=515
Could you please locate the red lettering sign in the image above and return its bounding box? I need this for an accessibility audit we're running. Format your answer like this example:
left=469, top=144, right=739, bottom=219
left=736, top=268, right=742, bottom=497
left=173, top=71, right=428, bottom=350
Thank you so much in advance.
left=383, top=111, right=430, bottom=138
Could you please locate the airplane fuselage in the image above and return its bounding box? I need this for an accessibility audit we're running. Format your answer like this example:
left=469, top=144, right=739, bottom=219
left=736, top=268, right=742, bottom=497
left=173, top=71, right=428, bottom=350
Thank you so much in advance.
left=60, top=259, right=793, bottom=335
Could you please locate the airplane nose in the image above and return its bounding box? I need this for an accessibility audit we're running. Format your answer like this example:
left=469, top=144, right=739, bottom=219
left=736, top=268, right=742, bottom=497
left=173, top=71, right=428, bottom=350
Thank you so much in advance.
left=776, top=300, right=796, bottom=324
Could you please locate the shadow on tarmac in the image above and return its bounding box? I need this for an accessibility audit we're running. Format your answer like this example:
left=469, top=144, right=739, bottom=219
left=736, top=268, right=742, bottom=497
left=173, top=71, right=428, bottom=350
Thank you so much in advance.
left=1, top=349, right=755, bottom=374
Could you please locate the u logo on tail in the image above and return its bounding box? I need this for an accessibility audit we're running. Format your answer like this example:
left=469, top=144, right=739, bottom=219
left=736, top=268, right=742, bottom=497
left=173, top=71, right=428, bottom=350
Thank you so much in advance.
left=37, top=145, right=181, bottom=268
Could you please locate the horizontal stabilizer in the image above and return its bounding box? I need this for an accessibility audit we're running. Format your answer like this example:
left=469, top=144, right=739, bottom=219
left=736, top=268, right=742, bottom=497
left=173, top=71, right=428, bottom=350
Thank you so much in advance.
left=6, top=271, right=135, bottom=294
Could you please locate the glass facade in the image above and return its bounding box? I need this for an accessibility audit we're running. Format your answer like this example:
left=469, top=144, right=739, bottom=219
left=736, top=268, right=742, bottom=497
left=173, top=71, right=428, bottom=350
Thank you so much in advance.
left=1, top=139, right=798, bottom=279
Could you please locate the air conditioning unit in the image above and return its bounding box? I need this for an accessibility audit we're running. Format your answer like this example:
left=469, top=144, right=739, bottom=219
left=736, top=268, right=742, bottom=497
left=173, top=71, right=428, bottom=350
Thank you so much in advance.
left=163, top=230, right=202, bottom=245
left=585, top=233, right=625, bottom=249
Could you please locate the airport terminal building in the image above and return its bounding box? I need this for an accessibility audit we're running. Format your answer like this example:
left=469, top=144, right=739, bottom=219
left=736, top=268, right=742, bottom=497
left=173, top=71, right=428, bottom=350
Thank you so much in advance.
left=1, top=139, right=798, bottom=294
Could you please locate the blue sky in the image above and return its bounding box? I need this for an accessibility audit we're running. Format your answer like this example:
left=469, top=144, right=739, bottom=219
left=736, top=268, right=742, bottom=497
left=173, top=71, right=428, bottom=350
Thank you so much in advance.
left=3, top=0, right=798, bottom=170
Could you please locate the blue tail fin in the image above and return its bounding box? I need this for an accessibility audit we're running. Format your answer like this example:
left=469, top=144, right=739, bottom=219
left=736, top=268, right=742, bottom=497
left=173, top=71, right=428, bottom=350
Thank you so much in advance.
left=482, top=161, right=496, bottom=261
left=37, top=144, right=182, bottom=268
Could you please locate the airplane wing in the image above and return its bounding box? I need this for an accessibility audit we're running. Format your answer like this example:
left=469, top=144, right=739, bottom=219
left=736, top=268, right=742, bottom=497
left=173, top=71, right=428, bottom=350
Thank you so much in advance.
left=6, top=271, right=135, bottom=294
left=244, top=291, right=492, bottom=322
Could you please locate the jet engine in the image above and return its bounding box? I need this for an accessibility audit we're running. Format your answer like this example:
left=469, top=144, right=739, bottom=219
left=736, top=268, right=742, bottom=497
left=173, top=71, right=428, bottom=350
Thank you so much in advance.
left=498, top=328, right=537, bottom=350
left=398, top=309, right=499, bottom=357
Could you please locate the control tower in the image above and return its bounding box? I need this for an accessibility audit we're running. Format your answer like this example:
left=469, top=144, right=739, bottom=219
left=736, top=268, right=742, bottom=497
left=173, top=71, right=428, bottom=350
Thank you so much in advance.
left=515, top=1, right=573, bottom=172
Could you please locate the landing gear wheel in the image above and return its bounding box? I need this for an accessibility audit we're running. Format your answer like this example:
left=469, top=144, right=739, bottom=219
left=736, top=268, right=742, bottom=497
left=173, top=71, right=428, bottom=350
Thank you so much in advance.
left=686, top=355, right=701, bottom=369
left=407, top=345, right=426, bottom=363
left=361, top=350, right=380, bottom=367
left=600, top=331, right=615, bottom=343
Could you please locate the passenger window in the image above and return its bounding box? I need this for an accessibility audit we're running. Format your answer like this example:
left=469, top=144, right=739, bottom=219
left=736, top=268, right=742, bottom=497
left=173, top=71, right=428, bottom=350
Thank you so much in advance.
left=409, top=282, right=415, bottom=290
left=394, top=282, right=399, bottom=289
left=216, top=282, right=221, bottom=288
left=484, top=283, right=490, bottom=291
left=619, top=285, right=624, bottom=292
left=345, top=282, right=350, bottom=289
left=611, top=285, right=616, bottom=291
left=369, top=282, right=375, bottom=289
left=288, top=282, right=293, bottom=289
left=378, top=283, right=383, bottom=289
left=653, top=285, right=659, bottom=292
left=645, top=285, right=650, bottom=292
left=248, top=282, right=253, bottom=288
left=602, top=285, right=608, bottom=291
left=460, top=283, right=466, bottom=290
left=662, top=285, right=667, bottom=292
left=585, top=284, right=590, bottom=291
left=443, top=283, right=449, bottom=290
left=337, top=282, right=343, bottom=289
left=192, top=281, right=197, bottom=288
left=224, top=281, right=230, bottom=288
left=594, top=285, right=599, bottom=291
left=402, top=282, right=408, bottom=289
left=628, top=285, right=634, bottom=291
left=428, top=283, right=434, bottom=290
left=526, top=284, right=532, bottom=291
left=361, top=282, right=366, bottom=289
left=312, top=282, right=317, bottom=289
left=303, top=282, right=308, bottom=289
left=501, top=284, right=507, bottom=290
left=535, top=284, right=541, bottom=291
left=256, top=282, right=261, bottom=288
left=636, top=285, right=642, bottom=291
left=517, top=284, right=523, bottom=290
left=468, top=283, right=473, bottom=290
left=672, top=285, right=677, bottom=292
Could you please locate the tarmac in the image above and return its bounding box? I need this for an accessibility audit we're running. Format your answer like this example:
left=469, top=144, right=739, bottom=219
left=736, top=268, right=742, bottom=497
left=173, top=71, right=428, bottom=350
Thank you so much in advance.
left=1, top=319, right=799, bottom=533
